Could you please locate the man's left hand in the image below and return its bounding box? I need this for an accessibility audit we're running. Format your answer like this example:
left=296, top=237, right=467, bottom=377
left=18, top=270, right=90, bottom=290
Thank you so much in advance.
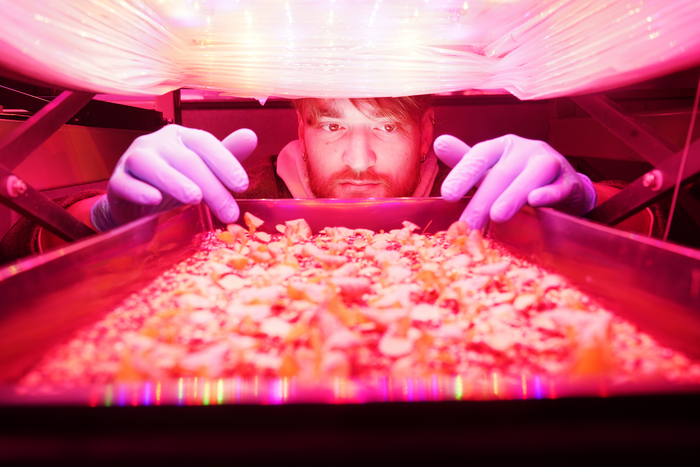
left=435, top=134, right=597, bottom=230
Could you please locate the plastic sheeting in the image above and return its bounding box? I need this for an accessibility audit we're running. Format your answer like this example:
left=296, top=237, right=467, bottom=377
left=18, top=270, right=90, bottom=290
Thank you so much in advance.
left=1, top=0, right=700, bottom=100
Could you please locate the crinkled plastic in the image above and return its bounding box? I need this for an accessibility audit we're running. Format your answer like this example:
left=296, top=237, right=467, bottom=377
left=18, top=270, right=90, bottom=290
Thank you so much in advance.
left=1, top=0, right=699, bottom=100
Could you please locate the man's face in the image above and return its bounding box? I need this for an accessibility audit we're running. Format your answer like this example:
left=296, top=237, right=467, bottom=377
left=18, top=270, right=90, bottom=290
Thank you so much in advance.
left=298, top=99, right=433, bottom=198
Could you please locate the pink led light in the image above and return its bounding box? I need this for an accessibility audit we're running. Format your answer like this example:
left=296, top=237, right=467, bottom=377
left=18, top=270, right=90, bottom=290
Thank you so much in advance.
left=0, top=1, right=697, bottom=99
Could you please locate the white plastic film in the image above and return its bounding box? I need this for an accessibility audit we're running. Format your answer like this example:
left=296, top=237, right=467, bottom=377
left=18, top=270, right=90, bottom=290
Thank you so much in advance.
left=1, top=0, right=699, bottom=100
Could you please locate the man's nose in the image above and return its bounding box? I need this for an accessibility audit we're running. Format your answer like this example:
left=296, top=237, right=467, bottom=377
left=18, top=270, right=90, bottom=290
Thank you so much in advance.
left=341, top=129, right=376, bottom=172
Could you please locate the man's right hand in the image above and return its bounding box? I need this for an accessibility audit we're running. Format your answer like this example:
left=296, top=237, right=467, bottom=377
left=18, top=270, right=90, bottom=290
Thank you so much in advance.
left=91, top=125, right=257, bottom=231
left=434, top=134, right=596, bottom=231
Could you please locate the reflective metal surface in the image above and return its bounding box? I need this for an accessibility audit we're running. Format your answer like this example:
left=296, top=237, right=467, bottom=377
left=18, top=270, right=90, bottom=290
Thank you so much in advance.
left=2, top=198, right=700, bottom=400
left=0, top=204, right=211, bottom=383
left=229, top=197, right=471, bottom=233
left=494, top=206, right=700, bottom=358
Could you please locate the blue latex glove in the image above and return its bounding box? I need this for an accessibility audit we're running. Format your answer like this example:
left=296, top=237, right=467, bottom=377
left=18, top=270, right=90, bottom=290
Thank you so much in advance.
left=434, top=134, right=597, bottom=230
left=91, top=125, right=257, bottom=231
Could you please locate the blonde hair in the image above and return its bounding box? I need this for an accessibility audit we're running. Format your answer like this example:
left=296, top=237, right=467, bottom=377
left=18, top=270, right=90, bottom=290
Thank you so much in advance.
left=294, top=96, right=433, bottom=129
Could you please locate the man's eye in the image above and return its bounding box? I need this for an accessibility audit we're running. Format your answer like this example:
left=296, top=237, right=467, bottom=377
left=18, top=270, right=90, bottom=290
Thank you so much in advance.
left=382, top=124, right=396, bottom=133
left=322, top=123, right=341, bottom=132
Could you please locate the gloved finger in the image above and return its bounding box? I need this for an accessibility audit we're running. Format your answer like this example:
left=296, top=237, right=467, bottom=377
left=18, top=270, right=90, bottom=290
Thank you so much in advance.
left=527, top=173, right=573, bottom=207
left=109, top=169, right=163, bottom=205
left=528, top=172, right=592, bottom=216
left=222, top=128, right=258, bottom=163
left=180, top=128, right=250, bottom=193
left=433, top=134, right=471, bottom=169
left=459, top=152, right=559, bottom=229
left=124, top=149, right=203, bottom=205
left=441, top=136, right=507, bottom=201
left=165, top=146, right=241, bottom=223
left=489, top=154, right=561, bottom=222
left=476, top=169, right=491, bottom=188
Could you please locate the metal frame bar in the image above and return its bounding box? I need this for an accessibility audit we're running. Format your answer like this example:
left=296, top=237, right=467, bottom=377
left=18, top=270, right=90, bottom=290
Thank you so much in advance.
left=0, top=90, right=95, bottom=170
left=0, top=83, right=50, bottom=114
left=571, top=94, right=679, bottom=166
left=0, top=90, right=97, bottom=241
left=573, top=93, right=700, bottom=226
left=586, top=138, right=700, bottom=224
left=0, top=166, right=96, bottom=242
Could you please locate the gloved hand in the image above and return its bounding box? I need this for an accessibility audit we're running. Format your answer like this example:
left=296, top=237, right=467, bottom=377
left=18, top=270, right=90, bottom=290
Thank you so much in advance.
left=434, top=134, right=597, bottom=230
left=91, top=125, right=257, bottom=231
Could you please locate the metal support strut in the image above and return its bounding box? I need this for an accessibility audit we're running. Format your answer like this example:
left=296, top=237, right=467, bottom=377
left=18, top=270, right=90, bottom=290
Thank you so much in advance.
left=585, top=138, right=700, bottom=225
left=0, top=90, right=97, bottom=242
left=576, top=93, right=700, bottom=227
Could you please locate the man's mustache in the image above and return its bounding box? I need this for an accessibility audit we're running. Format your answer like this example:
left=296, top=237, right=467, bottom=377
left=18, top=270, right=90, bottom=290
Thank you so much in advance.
left=327, top=167, right=392, bottom=186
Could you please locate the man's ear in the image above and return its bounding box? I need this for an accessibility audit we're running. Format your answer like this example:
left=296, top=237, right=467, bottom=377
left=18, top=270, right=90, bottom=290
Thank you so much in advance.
left=420, top=107, right=435, bottom=157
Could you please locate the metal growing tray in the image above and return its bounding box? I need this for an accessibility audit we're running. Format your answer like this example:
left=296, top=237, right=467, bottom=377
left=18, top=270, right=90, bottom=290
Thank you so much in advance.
left=1, top=198, right=699, bottom=399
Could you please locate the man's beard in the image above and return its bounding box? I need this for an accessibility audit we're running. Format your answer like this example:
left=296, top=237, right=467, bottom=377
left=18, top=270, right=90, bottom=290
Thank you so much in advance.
left=306, top=157, right=423, bottom=199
